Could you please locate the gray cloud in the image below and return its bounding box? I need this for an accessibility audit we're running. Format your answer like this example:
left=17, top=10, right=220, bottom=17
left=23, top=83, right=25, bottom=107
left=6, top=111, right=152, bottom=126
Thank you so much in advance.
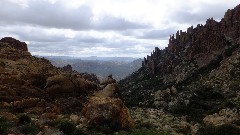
left=137, top=28, right=177, bottom=39
left=0, top=0, right=148, bottom=30
left=170, top=3, right=236, bottom=24
left=73, top=34, right=107, bottom=44
left=93, top=15, right=149, bottom=30
left=76, top=37, right=106, bottom=44
left=27, top=36, right=158, bottom=57
left=0, top=0, right=92, bottom=30
left=0, top=25, right=69, bottom=42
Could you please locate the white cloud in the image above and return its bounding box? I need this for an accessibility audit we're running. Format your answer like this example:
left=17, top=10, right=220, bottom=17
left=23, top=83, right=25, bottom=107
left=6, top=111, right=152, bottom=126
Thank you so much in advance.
left=0, top=0, right=240, bottom=57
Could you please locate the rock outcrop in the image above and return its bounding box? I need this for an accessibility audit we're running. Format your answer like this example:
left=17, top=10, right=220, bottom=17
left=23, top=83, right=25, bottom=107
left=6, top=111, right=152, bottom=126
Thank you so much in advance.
left=81, top=96, right=135, bottom=130
left=93, top=83, right=119, bottom=98
left=0, top=37, right=28, bottom=51
left=100, top=75, right=117, bottom=86
left=62, top=64, right=73, bottom=72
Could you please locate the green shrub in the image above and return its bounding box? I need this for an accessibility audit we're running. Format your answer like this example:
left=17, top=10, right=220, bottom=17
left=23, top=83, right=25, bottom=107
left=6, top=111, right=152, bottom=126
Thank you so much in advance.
left=198, top=124, right=240, bottom=135
left=72, top=128, right=86, bottom=135
left=0, top=117, right=9, bottom=134
left=87, top=119, right=121, bottom=135
left=116, top=129, right=171, bottom=135
left=233, top=119, right=240, bottom=126
left=21, top=123, right=40, bottom=135
left=171, top=86, right=224, bottom=123
left=18, top=114, right=31, bottom=124
left=55, top=120, right=76, bottom=135
left=135, top=121, right=154, bottom=129
left=224, top=100, right=236, bottom=108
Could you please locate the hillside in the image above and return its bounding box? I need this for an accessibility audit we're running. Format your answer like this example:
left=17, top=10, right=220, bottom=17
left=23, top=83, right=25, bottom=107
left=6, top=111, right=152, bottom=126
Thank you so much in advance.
left=119, top=4, right=240, bottom=134
left=48, top=58, right=142, bottom=81
left=0, top=37, right=104, bottom=134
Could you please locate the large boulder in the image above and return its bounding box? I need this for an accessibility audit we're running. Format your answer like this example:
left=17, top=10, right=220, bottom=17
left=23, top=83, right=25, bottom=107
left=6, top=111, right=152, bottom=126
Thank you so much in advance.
left=81, top=96, right=135, bottom=130
left=46, top=74, right=75, bottom=95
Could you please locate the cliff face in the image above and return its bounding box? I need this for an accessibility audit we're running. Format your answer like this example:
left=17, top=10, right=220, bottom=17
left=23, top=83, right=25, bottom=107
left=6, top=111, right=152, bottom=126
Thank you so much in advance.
left=143, top=5, right=240, bottom=76
left=0, top=37, right=99, bottom=113
left=119, top=5, right=240, bottom=122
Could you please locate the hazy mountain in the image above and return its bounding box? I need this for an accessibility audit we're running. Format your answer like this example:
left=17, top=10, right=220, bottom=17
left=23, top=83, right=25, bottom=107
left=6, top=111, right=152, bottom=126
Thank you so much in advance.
left=40, top=56, right=139, bottom=62
left=47, top=57, right=142, bottom=81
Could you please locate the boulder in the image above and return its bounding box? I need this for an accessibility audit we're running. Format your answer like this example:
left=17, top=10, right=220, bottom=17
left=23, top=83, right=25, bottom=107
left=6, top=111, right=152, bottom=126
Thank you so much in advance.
left=81, top=96, right=135, bottom=130
left=93, top=83, right=119, bottom=97
left=45, top=74, right=75, bottom=95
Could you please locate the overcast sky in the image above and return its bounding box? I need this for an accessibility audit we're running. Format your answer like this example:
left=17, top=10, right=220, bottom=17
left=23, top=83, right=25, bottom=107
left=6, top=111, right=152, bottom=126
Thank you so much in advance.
left=0, top=0, right=239, bottom=58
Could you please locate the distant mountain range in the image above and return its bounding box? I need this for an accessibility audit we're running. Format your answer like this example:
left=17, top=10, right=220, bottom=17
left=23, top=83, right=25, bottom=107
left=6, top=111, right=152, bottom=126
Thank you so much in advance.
left=39, top=56, right=139, bottom=62
left=45, top=56, right=142, bottom=81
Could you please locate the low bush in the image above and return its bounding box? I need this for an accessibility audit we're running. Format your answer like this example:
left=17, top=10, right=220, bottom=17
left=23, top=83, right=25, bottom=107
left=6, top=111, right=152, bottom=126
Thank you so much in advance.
left=87, top=119, right=120, bottom=135
left=18, top=114, right=31, bottom=124
left=21, top=123, right=40, bottom=135
left=198, top=124, right=240, bottom=135
left=55, top=119, right=76, bottom=135
left=72, top=128, right=86, bottom=135
left=116, top=129, right=171, bottom=135
left=0, top=117, right=9, bottom=134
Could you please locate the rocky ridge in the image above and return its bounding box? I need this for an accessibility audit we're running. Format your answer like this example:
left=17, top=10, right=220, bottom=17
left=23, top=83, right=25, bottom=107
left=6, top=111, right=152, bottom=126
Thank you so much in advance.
left=119, top=4, right=240, bottom=134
